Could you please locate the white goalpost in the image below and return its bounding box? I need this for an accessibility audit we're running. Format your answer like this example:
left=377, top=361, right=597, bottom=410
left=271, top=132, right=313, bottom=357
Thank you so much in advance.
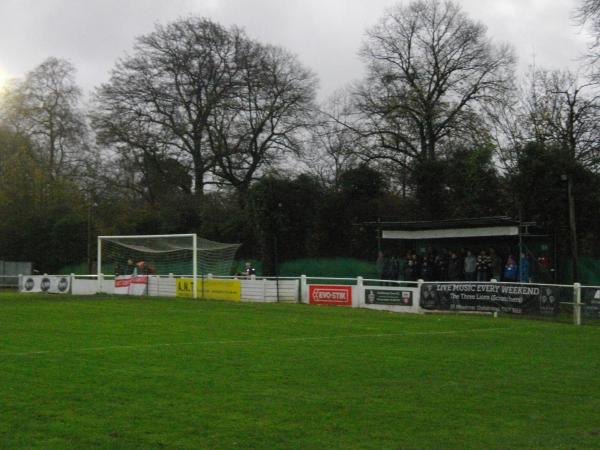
left=97, top=234, right=240, bottom=298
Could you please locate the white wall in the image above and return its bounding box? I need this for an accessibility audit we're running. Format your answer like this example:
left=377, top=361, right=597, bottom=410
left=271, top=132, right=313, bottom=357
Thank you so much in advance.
left=71, top=275, right=300, bottom=303
left=148, top=276, right=176, bottom=297
left=70, top=276, right=421, bottom=313
left=71, top=278, right=98, bottom=295
left=241, top=279, right=299, bottom=303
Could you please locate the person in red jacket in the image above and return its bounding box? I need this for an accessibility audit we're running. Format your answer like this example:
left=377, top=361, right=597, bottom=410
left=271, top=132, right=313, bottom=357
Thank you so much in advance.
left=135, top=260, right=156, bottom=275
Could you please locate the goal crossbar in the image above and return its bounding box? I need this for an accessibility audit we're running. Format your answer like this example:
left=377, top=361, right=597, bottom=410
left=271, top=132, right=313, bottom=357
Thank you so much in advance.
left=98, top=234, right=196, bottom=239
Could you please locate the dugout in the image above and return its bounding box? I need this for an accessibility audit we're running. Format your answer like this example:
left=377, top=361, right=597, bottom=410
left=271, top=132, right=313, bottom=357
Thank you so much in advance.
left=366, top=216, right=555, bottom=282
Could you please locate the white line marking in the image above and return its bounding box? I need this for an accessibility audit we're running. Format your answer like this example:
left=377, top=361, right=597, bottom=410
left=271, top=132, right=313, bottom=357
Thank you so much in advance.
left=0, top=327, right=510, bottom=357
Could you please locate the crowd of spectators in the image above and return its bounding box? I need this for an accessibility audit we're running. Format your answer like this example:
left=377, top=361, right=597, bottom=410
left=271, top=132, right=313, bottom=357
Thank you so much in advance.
left=376, top=248, right=536, bottom=283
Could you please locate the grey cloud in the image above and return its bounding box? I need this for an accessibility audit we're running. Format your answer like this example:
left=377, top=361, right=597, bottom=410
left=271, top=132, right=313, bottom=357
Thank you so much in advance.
left=0, top=0, right=593, bottom=98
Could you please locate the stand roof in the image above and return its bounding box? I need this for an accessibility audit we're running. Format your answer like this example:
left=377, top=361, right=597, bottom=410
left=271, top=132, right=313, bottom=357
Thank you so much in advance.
left=365, top=216, right=528, bottom=240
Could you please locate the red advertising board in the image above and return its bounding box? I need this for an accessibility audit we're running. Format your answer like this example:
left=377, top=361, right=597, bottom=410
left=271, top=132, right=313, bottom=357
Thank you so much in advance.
left=309, top=285, right=352, bottom=306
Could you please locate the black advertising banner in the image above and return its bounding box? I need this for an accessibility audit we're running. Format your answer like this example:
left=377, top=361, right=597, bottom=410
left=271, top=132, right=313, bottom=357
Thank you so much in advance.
left=420, top=282, right=567, bottom=315
left=581, top=288, right=600, bottom=319
left=365, top=288, right=413, bottom=306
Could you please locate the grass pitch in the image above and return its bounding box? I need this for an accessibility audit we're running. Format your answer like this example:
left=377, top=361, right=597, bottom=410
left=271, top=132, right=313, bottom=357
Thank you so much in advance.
left=1, top=293, right=600, bottom=449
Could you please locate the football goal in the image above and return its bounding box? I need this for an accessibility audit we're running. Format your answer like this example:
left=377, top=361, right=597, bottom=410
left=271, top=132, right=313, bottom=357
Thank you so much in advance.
left=97, top=234, right=241, bottom=298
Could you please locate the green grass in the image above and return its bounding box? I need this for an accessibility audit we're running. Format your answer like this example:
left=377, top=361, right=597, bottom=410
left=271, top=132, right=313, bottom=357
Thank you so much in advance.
left=1, top=292, right=600, bottom=449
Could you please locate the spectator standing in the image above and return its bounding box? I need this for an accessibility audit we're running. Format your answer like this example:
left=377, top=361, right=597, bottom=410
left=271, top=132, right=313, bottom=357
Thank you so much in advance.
left=421, top=253, right=434, bottom=281
left=433, top=254, right=442, bottom=281
left=536, top=254, right=551, bottom=282
left=397, top=255, right=407, bottom=281
left=537, top=254, right=550, bottom=271
left=244, top=262, right=256, bottom=278
left=390, top=256, right=400, bottom=281
left=476, top=250, right=490, bottom=281
left=519, top=253, right=530, bottom=282
left=447, top=251, right=461, bottom=281
left=435, top=252, right=449, bottom=281
left=490, top=248, right=503, bottom=281
left=410, top=254, right=421, bottom=280
left=376, top=251, right=385, bottom=280
left=127, top=258, right=136, bottom=275
left=503, top=255, right=518, bottom=281
left=403, top=253, right=412, bottom=281
left=464, top=251, right=477, bottom=281
left=404, top=255, right=415, bottom=281
left=382, top=256, right=398, bottom=284
left=413, top=254, right=421, bottom=280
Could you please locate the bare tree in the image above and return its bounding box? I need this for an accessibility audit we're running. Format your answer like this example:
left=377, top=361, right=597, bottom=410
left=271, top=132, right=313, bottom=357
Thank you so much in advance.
left=208, top=41, right=317, bottom=198
left=528, top=70, right=600, bottom=168
left=355, top=0, right=515, bottom=167
left=92, top=18, right=244, bottom=196
left=299, top=90, right=361, bottom=187
left=577, top=0, right=600, bottom=50
left=0, top=57, right=88, bottom=178
left=92, top=17, right=317, bottom=201
left=493, top=67, right=600, bottom=172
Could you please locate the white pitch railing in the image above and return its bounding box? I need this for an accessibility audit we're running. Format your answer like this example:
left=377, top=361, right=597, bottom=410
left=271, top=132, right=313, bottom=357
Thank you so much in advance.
left=12, top=273, right=599, bottom=326
left=0, top=275, right=20, bottom=290
left=68, top=273, right=301, bottom=303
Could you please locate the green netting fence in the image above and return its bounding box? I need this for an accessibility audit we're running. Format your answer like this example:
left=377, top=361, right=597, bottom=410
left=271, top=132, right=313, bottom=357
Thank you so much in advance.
left=55, top=256, right=600, bottom=285
left=565, top=256, right=600, bottom=286
left=59, top=258, right=378, bottom=278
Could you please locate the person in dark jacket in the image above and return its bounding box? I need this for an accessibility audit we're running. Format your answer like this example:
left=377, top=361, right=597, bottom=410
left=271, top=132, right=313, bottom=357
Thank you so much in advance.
left=434, top=251, right=448, bottom=281
left=405, top=254, right=420, bottom=281
left=489, top=248, right=503, bottom=281
left=503, top=255, right=518, bottom=281
left=519, top=253, right=530, bottom=282
left=421, top=253, right=434, bottom=281
left=447, top=251, right=461, bottom=281
left=476, top=250, right=490, bottom=281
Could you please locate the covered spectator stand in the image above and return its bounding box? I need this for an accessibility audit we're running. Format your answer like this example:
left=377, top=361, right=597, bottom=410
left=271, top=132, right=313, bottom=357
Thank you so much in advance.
left=365, top=216, right=554, bottom=283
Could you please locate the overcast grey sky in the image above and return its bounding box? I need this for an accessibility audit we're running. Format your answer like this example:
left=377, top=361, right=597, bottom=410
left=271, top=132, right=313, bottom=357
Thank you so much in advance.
left=0, top=0, right=592, bottom=99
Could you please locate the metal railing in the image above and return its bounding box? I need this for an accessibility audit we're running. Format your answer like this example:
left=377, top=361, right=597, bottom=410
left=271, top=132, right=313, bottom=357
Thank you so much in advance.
left=0, top=275, right=19, bottom=290
left=9, top=273, right=598, bottom=326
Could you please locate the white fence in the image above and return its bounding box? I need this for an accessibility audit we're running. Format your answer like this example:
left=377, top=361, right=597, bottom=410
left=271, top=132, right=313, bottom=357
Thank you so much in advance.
left=301, top=276, right=420, bottom=313
left=19, top=274, right=414, bottom=308
left=0, top=275, right=19, bottom=289
left=60, top=274, right=300, bottom=303
left=0, top=261, right=31, bottom=286
left=14, top=273, right=596, bottom=325
left=239, top=278, right=299, bottom=302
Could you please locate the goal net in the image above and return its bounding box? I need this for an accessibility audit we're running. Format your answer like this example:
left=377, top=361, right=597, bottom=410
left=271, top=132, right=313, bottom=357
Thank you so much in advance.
left=97, top=234, right=240, bottom=278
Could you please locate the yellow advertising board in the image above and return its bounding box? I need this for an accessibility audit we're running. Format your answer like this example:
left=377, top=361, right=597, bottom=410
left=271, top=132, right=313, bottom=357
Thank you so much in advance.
left=176, top=278, right=241, bottom=301
left=176, top=278, right=194, bottom=298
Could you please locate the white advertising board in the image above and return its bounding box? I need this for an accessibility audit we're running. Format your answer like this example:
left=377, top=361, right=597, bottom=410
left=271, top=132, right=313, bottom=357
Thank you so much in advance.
left=20, top=275, right=71, bottom=294
left=114, top=275, right=148, bottom=296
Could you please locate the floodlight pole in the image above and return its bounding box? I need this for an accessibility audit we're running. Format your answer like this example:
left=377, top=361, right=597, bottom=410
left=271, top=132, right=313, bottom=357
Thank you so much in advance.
left=518, top=209, right=523, bottom=281
left=561, top=174, right=579, bottom=282
left=567, top=176, right=579, bottom=282
left=87, top=203, right=92, bottom=273
left=192, top=233, right=198, bottom=299
left=376, top=217, right=382, bottom=253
